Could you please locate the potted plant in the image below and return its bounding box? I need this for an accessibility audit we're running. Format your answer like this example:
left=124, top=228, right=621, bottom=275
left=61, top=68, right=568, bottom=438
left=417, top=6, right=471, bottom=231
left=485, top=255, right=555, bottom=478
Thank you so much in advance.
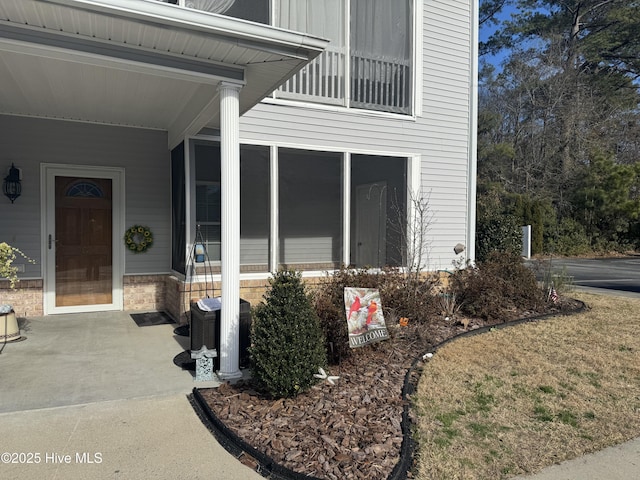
left=1, top=242, right=34, bottom=342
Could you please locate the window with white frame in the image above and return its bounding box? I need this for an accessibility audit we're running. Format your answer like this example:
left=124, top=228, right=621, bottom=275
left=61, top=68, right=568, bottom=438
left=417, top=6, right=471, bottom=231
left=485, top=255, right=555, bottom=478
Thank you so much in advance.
left=350, top=155, right=407, bottom=268
left=275, top=0, right=413, bottom=114
left=192, top=142, right=270, bottom=269
left=175, top=140, right=408, bottom=274
left=278, top=148, right=343, bottom=269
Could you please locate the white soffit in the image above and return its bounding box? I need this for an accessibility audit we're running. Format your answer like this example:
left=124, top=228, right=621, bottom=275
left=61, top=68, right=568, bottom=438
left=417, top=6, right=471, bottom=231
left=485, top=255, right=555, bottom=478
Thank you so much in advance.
left=0, top=0, right=327, bottom=148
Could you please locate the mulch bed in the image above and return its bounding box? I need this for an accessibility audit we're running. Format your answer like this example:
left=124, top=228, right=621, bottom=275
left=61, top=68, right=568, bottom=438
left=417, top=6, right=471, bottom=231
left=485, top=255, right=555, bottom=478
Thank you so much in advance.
left=190, top=297, right=585, bottom=480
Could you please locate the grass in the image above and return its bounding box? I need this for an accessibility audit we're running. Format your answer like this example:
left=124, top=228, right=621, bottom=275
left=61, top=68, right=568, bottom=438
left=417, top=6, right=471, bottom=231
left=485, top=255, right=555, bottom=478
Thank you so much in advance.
left=412, top=292, right=640, bottom=480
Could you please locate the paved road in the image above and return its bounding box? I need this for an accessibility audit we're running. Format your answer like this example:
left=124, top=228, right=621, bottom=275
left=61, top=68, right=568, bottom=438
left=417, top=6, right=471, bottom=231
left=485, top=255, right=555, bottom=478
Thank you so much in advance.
left=532, top=255, right=640, bottom=297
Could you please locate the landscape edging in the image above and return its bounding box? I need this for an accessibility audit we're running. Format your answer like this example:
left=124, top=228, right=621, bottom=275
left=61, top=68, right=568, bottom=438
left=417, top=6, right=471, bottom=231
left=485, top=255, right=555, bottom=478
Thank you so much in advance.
left=189, top=299, right=588, bottom=479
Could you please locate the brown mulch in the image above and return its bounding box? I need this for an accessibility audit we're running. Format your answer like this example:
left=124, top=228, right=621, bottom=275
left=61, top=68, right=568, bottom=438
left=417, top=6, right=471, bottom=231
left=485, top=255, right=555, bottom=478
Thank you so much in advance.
left=195, top=298, right=584, bottom=480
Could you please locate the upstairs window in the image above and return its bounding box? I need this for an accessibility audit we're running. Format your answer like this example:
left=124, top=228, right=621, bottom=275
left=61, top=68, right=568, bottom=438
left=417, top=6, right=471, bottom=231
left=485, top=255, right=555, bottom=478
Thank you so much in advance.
left=349, top=0, right=412, bottom=113
left=275, top=0, right=345, bottom=106
left=157, top=0, right=412, bottom=113
left=275, top=0, right=413, bottom=114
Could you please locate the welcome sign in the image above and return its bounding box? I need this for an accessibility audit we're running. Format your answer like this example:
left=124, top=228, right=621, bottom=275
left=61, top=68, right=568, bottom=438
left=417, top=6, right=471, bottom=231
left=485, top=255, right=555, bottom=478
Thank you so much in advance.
left=344, top=287, right=389, bottom=348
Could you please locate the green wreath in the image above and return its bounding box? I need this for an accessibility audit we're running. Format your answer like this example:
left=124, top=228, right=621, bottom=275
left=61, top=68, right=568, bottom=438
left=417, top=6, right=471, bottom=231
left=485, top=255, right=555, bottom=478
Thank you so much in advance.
left=124, top=225, right=153, bottom=253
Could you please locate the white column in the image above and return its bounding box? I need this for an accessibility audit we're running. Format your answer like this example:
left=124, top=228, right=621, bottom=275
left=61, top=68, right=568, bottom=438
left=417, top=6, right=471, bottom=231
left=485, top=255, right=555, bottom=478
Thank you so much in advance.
left=218, top=81, right=243, bottom=380
left=342, top=153, right=351, bottom=266
left=269, top=145, right=279, bottom=272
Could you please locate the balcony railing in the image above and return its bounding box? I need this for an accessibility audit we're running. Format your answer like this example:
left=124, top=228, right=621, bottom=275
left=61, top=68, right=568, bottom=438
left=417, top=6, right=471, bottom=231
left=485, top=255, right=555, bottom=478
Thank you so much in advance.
left=277, top=47, right=411, bottom=114
left=350, top=53, right=411, bottom=114
left=277, top=45, right=345, bottom=105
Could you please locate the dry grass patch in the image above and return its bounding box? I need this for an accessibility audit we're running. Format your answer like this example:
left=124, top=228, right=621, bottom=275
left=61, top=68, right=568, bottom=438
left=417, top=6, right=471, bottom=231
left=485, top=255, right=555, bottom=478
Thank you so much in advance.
left=413, top=293, right=640, bottom=480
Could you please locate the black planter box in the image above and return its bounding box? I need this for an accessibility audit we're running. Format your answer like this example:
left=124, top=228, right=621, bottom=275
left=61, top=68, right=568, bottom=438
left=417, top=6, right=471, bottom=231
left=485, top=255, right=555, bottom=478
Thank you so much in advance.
left=190, top=299, right=251, bottom=369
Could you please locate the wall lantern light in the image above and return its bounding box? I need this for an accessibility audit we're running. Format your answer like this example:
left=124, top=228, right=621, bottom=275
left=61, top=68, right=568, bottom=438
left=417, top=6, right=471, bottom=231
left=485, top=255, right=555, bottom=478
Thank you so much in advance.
left=3, top=163, right=22, bottom=203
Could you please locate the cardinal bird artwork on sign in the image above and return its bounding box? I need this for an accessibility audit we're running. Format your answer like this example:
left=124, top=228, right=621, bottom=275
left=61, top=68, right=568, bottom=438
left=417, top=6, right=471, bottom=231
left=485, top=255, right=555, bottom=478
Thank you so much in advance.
left=344, top=287, right=389, bottom=349
left=366, top=301, right=377, bottom=326
left=347, top=295, right=361, bottom=322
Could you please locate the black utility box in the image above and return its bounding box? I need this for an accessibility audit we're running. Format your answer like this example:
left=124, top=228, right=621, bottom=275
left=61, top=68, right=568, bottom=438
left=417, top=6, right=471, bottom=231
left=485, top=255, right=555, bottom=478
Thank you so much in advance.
left=190, top=299, right=252, bottom=369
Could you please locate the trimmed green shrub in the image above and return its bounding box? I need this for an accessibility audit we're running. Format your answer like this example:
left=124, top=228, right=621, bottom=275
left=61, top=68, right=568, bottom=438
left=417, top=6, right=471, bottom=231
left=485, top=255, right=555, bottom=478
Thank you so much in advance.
left=249, top=269, right=326, bottom=399
left=476, top=213, right=522, bottom=262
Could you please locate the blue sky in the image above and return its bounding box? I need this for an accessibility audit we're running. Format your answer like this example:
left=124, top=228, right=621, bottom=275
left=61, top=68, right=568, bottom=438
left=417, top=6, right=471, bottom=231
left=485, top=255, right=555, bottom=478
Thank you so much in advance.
left=479, top=3, right=520, bottom=69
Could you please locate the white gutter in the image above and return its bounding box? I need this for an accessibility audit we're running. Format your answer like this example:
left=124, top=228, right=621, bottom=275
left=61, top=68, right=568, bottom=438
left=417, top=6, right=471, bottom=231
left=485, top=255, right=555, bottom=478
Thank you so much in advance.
left=467, top=0, right=479, bottom=263
left=40, top=0, right=328, bottom=61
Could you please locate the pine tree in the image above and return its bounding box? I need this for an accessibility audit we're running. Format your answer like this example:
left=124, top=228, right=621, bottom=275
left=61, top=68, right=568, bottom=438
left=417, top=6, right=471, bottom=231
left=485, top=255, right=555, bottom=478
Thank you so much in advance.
left=250, top=269, right=327, bottom=399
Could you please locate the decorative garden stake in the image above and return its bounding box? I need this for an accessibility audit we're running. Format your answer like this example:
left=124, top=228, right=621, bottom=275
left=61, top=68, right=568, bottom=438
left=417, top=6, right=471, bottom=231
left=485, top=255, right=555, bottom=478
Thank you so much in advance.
left=548, top=285, right=559, bottom=303
left=314, top=367, right=340, bottom=385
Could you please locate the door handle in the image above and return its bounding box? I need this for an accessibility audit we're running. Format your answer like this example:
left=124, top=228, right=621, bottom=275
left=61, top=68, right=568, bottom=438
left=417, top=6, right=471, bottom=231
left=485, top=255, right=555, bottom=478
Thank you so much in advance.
left=49, top=234, right=52, bottom=249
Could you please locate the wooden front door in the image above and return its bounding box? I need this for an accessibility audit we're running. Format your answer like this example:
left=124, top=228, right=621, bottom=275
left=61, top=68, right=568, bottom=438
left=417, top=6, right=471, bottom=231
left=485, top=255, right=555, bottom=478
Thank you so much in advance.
left=54, top=176, right=113, bottom=307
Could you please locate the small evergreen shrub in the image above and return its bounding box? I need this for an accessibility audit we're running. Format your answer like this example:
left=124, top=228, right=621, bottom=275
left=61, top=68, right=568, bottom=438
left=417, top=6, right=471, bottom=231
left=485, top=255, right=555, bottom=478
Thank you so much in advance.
left=549, top=218, right=591, bottom=256
left=450, top=252, right=545, bottom=321
left=476, top=213, right=522, bottom=262
left=249, top=269, right=327, bottom=399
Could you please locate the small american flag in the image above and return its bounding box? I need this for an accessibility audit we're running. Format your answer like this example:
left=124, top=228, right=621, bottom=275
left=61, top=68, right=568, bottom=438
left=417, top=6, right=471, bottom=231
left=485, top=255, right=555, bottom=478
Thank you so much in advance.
left=548, top=286, right=559, bottom=303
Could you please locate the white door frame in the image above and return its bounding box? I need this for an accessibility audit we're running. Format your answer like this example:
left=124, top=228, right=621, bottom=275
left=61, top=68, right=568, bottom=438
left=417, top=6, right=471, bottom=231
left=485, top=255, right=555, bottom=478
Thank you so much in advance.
left=41, top=163, right=125, bottom=314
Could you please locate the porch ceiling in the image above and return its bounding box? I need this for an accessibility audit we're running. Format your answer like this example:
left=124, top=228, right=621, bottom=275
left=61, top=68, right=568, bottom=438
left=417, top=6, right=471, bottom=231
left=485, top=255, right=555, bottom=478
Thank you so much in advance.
left=0, top=0, right=327, bottom=148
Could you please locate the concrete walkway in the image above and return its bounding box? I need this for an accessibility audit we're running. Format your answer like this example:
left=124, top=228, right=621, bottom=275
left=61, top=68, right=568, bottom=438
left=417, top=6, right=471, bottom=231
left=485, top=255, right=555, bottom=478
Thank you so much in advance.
left=0, top=311, right=261, bottom=480
left=512, top=437, right=640, bottom=480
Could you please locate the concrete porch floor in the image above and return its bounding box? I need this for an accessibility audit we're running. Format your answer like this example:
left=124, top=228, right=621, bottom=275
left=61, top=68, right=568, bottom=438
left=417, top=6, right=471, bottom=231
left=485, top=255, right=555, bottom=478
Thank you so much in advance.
left=0, top=311, right=220, bottom=413
left=0, top=310, right=261, bottom=480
